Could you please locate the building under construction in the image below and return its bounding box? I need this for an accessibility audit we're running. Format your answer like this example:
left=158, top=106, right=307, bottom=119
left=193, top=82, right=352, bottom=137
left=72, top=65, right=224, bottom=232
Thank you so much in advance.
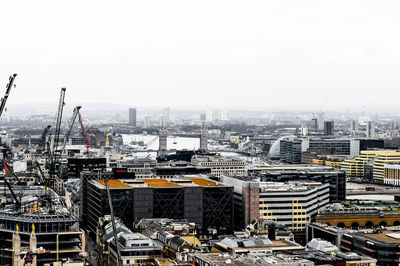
left=85, top=177, right=234, bottom=236
left=0, top=185, right=85, bottom=265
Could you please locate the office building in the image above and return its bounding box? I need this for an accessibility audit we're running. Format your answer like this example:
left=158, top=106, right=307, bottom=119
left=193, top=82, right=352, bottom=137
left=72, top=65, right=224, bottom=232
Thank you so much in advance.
left=191, top=155, right=247, bottom=177
left=350, top=120, right=359, bottom=134
left=222, top=176, right=330, bottom=231
left=318, top=113, right=325, bottom=130
left=143, top=115, right=151, bottom=128
left=323, top=120, right=334, bottom=135
left=384, top=164, right=400, bottom=186
left=117, top=157, right=157, bottom=178
left=342, top=150, right=400, bottom=182
left=248, top=165, right=346, bottom=202
left=129, top=108, right=137, bottom=126
left=280, top=138, right=361, bottom=164
left=163, top=107, right=170, bottom=123
left=366, top=120, right=375, bottom=138
left=85, top=177, right=233, bottom=235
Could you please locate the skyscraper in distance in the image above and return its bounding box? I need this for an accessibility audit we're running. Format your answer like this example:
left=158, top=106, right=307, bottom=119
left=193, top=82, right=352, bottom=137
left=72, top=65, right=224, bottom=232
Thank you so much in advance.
left=163, top=107, right=170, bottom=123
left=129, top=108, right=137, bottom=126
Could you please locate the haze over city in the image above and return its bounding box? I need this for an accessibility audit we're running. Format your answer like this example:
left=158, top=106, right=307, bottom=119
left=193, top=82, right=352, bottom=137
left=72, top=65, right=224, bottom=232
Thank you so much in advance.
left=1, top=0, right=400, bottom=110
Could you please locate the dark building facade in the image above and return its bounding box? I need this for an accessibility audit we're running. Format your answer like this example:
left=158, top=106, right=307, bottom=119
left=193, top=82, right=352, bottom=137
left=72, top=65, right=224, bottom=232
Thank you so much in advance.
left=85, top=178, right=234, bottom=236
left=280, top=140, right=302, bottom=164
left=341, top=229, right=400, bottom=265
left=129, top=108, right=137, bottom=127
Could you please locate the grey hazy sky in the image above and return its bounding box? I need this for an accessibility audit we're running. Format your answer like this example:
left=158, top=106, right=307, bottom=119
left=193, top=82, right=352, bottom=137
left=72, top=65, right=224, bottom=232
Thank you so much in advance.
left=1, top=1, right=400, bottom=111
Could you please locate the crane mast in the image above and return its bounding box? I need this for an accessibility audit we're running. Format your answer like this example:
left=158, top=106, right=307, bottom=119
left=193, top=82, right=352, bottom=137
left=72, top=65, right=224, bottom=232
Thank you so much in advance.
left=105, top=180, right=122, bottom=266
left=0, top=74, right=17, bottom=119
left=50, top=88, right=66, bottom=171
left=60, top=106, right=81, bottom=155
left=78, top=111, right=93, bottom=153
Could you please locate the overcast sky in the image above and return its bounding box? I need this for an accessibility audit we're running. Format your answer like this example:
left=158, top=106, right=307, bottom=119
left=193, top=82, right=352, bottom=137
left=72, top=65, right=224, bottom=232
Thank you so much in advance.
left=1, top=1, right=399, bottom=111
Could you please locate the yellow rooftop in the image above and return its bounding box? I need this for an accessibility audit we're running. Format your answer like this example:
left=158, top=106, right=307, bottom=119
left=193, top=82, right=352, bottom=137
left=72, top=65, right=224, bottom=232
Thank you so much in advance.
left=95, top=178, right=222, bottom=188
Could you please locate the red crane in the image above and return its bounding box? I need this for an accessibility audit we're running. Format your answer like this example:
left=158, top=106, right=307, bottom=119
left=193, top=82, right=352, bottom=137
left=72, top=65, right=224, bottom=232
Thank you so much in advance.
left=77, top=112, right=93, bottom=154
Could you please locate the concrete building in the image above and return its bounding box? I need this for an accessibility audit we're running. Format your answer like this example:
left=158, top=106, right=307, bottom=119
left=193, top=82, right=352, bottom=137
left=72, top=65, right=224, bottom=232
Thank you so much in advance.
left=350, top=120, right=359, bottom=135
left=384, top=164, right=400, bottom=186
left=163, top=107, right=170, bottom=123
left=129, top=108, right=137, bottom=127
left=318, top=113, right=325, bottom=130
left=205, top=111, right=213, bottom=122
left=248, top=165, right=346, bottom=202
left=143, top=115, right=151, bottom=128
left=117, top=157, right=156, bottom=178
left=211, top=236, right=304, bottom=254
left=342, top=150, right=400, bottom=182
left=222, top=176, right=330, bottom=231
left=191, top=155, right=247, bottom=177
left=85, top=177, right=234, bottom=235
left=366, top=120, right=375, bottom=138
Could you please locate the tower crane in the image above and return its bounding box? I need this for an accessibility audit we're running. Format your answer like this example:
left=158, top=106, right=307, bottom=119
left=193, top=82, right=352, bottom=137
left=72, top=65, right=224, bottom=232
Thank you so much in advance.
left=60, top=106, right=81, bottom=155
left=0, top=74, right=17, bottom=119
left=1, top=159, right=24, bottom=185
left=104, top=179, right=122, bottom=266
left=77, top=111, right=93, bottom=154
left=49, top=88, right=66, bottom=172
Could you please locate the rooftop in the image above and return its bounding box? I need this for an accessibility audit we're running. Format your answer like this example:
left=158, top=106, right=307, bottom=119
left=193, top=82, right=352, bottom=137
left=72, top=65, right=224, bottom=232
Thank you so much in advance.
left=94, top=177, right=222, bottom=189
left=356, top=230, right=400, bottom=244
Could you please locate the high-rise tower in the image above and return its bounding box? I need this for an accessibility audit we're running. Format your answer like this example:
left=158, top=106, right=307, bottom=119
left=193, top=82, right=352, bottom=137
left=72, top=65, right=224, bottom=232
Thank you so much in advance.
left=163, top=107, right=170, bottom=123
left=366, top=121, right=375, bottom=138
left=200, top=122, right=208, bottom=151
left=129, top=108, right=137, bottom=126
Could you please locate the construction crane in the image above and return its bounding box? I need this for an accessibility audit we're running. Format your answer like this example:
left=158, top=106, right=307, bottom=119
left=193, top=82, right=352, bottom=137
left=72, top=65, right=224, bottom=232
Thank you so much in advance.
left=33, top=160, right=46, bottom=185
left=2, top=177, right=21, bottom=209
left=39, top=125, right=51, bottom=153
left=78, top=111, right=93, bottom=154
left=1, top=160, right=22, bottom=209
left=104, top=179, right=122, bottom=266
left=50, top=88, right=66, bottom=172
left=1, top=160, right=23, bottom=185
left=60, top=106, right=81, bottom=155
left=0, top=74, right=17, bottom=119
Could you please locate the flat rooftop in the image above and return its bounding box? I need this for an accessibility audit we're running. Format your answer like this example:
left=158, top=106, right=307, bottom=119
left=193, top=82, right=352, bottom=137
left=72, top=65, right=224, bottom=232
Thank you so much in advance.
left=94, top=178, right=224, bottom=189
left=357, top=230, right=400, bottom=244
